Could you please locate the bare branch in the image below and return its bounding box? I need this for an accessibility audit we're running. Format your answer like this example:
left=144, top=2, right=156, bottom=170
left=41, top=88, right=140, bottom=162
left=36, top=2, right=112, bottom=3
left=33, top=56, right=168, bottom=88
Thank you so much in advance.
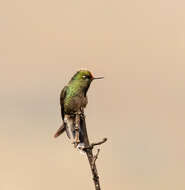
left=84, top=138, right=108, bottom=150
left=91, top=138, right=107, bottom=147
left=92, top=149, right=100, bottom=170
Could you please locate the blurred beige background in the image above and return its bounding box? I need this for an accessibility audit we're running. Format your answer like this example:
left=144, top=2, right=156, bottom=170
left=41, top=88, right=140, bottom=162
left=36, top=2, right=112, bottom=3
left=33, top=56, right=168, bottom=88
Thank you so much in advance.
left=0, top=0, right=185, bottom=189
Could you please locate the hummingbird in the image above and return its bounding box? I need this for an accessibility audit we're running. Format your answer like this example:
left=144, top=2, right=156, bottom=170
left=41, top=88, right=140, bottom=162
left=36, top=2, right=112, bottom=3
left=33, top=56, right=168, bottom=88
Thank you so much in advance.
left=54, top=70, right=103, bottom=152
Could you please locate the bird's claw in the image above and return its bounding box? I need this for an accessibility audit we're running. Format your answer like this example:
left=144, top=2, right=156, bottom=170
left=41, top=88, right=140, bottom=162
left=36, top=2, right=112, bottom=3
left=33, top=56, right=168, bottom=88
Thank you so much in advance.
left=72, top=141, right=80, bottom=148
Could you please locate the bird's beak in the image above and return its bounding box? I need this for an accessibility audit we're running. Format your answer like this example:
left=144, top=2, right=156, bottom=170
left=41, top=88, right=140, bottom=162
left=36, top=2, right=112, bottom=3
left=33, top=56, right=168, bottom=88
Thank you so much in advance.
left=92, top=77, right=104, bottom=80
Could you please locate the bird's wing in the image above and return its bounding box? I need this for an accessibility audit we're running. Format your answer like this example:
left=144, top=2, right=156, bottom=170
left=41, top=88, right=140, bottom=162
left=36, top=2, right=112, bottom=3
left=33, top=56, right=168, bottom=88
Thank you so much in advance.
left=60, top=86, right=68, bottom=121
left=54, top=86, right=68, bottom=138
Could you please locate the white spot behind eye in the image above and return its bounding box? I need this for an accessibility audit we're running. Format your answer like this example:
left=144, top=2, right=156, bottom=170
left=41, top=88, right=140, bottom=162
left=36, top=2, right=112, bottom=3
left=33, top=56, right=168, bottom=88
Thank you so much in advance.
left=82, top=75, right=86, bottom=78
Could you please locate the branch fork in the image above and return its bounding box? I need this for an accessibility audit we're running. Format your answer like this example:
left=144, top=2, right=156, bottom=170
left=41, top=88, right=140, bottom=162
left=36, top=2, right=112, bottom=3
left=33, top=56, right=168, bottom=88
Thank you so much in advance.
left=92, top=149, right=100, bottom=169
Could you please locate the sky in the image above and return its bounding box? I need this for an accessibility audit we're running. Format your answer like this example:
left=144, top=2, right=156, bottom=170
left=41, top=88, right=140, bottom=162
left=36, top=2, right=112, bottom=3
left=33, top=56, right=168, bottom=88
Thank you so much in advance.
left=0, top=0, right=185, bottom=190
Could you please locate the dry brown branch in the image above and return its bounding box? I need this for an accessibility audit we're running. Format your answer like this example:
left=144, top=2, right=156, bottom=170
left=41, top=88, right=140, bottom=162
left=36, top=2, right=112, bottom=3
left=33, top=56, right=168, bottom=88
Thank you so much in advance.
left=84, top=138, right=107, bottom=150
left=92, top=149, right=100, bottom=170
left=80, top=115, right=107, bottom=190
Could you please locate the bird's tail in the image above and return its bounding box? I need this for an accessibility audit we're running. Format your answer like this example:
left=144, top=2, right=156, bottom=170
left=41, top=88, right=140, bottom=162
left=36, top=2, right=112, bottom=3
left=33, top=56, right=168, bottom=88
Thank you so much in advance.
left=54, top=123, right=66, bottom=138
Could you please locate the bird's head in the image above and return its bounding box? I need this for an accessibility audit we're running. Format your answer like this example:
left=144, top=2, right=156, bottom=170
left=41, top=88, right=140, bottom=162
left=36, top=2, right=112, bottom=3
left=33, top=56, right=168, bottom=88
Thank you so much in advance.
left=71, top=70, right=104, bottom=84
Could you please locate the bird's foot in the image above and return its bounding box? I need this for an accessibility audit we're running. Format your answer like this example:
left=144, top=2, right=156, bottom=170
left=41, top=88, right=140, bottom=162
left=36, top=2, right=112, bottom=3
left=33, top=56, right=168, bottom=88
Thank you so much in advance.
left=80, top=108, right=86, bottom=118
left=80, top=113, right=85, bottom=119
left=76, top=143, right=86, bottom=155
left=72, top=140, right=80, bottom=148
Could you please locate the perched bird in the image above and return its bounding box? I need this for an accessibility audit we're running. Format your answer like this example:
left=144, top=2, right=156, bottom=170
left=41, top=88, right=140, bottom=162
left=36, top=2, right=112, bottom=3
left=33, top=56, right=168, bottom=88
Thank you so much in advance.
left=54, top=70, right=103, bottom=152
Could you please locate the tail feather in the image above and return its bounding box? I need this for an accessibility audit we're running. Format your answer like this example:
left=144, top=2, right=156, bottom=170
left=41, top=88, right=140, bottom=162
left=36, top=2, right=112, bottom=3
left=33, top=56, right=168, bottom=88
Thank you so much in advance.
left=54, top=123, right=66, bottom=138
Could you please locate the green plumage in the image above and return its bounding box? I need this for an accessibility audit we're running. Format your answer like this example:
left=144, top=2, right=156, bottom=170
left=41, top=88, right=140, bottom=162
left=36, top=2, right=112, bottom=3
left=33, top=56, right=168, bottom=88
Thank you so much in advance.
left=54, top=69, right=103, bottom=139
left=61, top=70, right=92, bottom=115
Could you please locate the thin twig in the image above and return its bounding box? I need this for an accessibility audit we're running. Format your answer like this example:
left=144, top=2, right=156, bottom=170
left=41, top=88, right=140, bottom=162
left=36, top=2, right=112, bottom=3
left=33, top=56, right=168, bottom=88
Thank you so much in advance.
left=91, top=138, right=107, bottom=148
left=92, top=149, right=100, bottom=170
left=84, top=138, right=107, bottom=150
